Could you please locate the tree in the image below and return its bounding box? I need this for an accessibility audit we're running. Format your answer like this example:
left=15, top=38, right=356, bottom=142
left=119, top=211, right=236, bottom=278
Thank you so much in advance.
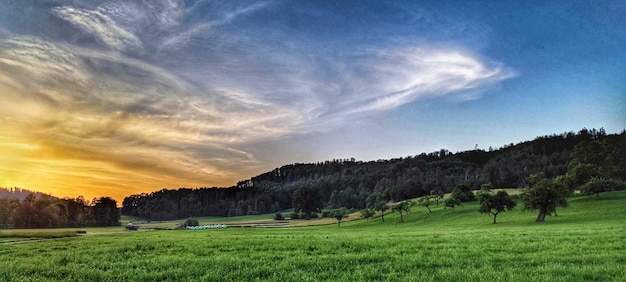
left=360, top=208, right=375, bottom=220
left=374, top=200, right=389, bottom=222
left=521, top=175, right=568, bottom=222
left=444, top=198, right=461, bottom=211
left=477, top=190, right=517, bottom=224
left=0, top=198, right=19, bottom=228
left=391, top=201, right=412, bottom=223
left=92, top=197, right=120, bottom=227
left=330, top=208, right=348, bottom=227
left=292, top=184, right=323, bottom=220
left=451, top=184, right=475, bottom=202
left=430, top=189, right=444, bottom=206
left=580, top=177, right=625, bottom=199
left=418, top=196, right=432, bottom=213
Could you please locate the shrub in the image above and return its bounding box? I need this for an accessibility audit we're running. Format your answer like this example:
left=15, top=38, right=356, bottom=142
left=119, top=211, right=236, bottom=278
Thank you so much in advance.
left=184, top=218, right=199, bottom=227
left=321, top=209, right=332, bottom=218
left=309, top=212, right=319, bottom=219
left=290, top=212, right=300, bottom=220
left=274, top=212, right=284, bottom=220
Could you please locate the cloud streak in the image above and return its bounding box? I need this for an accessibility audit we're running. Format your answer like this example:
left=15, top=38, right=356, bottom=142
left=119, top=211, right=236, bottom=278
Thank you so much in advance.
left=51, top=6, right=143, bottom=52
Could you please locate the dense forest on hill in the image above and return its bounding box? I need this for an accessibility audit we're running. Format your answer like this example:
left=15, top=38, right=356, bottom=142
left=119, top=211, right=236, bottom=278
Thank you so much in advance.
left=121, top=128, right=626, bottom=221
left=0, top=188, right=120, bottom=229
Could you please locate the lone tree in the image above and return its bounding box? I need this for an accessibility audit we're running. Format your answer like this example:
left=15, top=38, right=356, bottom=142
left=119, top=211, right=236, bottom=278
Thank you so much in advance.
left=292, top=184, right=323, bottom=220
left=477, top=190, right=517, bottom=224
left=521, top=174, right=569, bottom=222
left=580, top=177, right=624, bottom=199
left=330, top=208, right=348, bottom=227
left=391, top=201, right=412, bottom=223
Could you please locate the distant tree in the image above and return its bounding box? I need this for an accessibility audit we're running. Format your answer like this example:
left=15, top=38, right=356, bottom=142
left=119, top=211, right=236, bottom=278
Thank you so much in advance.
left=391, top=201, right=413, bottom=223
left=292, top=184, right=323, bottom=220
left=430, top=189, right=444, bottom=206
left=444, top=198, right=462, bottom=211
left=451, top=184, right=475, bottom=202
left=374, top=200, right=389, bottom=223
left=418, top=196, right=433, bottom=213
left=580, top=177, right=625, bottom=199
left=477, top=190, right=517, bottom=224
left=360, top=208, right=375, bottom=220
left=330, top=208, right=348, bottom=227
left=521, top=174, right=569, bottom=222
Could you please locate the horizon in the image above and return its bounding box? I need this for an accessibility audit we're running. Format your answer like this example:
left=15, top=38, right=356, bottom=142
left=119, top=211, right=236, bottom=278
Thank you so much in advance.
left=2, top=127, right=621, bottom=204
left=1, top=1, right=625, bottom=204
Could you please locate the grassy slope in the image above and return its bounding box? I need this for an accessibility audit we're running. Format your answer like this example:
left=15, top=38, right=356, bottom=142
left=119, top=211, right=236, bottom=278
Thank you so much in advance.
left=1, top=191, right=625, bottom=281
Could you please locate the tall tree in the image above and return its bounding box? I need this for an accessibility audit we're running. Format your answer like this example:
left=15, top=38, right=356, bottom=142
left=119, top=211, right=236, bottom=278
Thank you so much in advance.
left=292, top=184, right=323, bottom=220
left=92, top=197, right=120, bottom=227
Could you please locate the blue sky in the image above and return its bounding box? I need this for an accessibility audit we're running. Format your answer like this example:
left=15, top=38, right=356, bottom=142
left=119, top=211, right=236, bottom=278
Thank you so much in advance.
left=0, top=0, right=624, bottom=201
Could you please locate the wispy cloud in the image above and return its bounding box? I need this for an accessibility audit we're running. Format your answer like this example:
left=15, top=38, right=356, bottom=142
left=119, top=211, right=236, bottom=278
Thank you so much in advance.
left=51, top=6, right=143, bottom=52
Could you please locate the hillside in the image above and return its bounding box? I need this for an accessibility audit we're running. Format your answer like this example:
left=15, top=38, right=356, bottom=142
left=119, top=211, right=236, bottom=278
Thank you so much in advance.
left=121, top=128, right=625, bottom=221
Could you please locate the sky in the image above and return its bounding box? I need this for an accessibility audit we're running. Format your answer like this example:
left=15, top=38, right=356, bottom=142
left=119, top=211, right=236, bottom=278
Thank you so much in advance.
left=0, top=0, right=624, bottom=203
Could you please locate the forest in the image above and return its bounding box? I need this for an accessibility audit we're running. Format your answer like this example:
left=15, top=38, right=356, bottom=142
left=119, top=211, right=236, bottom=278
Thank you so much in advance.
left=0, top=189, right=120, bottom=229
left=120, top=128, right=625, bottom=221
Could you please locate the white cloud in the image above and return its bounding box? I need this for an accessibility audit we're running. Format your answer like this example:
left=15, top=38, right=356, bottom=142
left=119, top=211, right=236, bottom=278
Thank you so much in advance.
left=51, top=6, right=143, bottom=52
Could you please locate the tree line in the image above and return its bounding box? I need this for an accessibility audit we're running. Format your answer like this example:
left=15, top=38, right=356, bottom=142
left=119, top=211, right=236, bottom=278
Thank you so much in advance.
left=121, top=128, right=625, bottom=222
left=0, top=192, right=120, bottom=229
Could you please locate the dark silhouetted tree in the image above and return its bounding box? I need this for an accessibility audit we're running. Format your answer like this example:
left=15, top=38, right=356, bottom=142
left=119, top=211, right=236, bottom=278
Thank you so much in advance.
left=292, top=184, right=323, bottom=220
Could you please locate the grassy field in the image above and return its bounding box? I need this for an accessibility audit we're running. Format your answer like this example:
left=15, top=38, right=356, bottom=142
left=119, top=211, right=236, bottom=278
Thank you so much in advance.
left=1, top=191, right=625, bottom=281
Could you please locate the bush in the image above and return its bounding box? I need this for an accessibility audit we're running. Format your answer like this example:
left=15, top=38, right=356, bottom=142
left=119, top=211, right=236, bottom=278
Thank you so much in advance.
left=321, top=209, right=332, bottom=218
left=274, top=212, right=284, bottom=220
left=309, top=212, right=319, bottom=219
left=184, top=218, right=199, bottom=227
left=290, top=212, right=300, bottom=219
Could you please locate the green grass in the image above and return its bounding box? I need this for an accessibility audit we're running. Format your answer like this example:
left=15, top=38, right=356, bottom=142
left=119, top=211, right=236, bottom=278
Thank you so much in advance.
left=1, top=191, right=625, bottom=281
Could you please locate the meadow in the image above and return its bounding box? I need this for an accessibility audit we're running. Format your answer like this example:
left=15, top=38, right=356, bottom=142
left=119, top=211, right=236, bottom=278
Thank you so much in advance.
left=1, top=191, right=625, bottom=281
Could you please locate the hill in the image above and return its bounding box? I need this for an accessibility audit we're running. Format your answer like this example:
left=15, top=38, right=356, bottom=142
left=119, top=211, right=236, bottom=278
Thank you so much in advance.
left=121, top=128, right=625, bottom=221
